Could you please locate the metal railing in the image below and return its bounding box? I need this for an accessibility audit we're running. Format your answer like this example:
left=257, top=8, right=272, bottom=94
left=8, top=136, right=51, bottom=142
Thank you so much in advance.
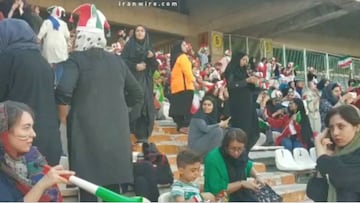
left=224, top=34, right=360, bottom=88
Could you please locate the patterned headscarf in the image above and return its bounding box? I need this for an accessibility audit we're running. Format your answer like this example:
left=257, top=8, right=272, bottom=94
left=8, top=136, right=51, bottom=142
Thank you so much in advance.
left=74, top=30, right=106, bottom=51
left=0, top=102, right=62, bottom=202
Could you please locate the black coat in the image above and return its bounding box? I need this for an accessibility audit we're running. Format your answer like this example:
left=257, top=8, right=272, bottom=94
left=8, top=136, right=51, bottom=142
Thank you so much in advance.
left=55, top=48, right=143, bottom=185
left=225, top=52, right=260, bottom=151
left=316, top=148, right=360, bottom=201
left=121, top=38, right=158, bottom=139
left=0, top=49, right=62, bottom=165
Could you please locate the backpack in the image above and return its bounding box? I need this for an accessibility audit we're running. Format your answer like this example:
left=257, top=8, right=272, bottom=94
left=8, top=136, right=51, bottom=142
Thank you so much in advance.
left=142, top=143, right=174, bottom=185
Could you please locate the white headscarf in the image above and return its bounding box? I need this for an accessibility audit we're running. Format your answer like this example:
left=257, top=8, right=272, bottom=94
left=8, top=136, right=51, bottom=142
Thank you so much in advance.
left=74, top=30, right=106, bottom=51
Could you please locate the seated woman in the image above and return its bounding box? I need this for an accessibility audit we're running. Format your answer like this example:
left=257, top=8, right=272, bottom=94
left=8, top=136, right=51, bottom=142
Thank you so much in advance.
left=308, top=105, right=360, bottom=202
left=204, top=128, right=265, bottom=201
left=0, top=101, right=74, bottom=201
left=276, top=98, right=314, bottom=151
left=188, top=97, right=229, bottom=158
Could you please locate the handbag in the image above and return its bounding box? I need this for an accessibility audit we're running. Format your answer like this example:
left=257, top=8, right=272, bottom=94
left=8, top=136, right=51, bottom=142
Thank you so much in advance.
left=306, top=172, right=328, bottom=202
left=248, top=184, right=283, bottom=202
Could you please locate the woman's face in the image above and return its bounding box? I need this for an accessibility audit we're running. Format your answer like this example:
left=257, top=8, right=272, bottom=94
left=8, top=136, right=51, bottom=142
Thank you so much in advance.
left=289, top=82, right=295, bottom=88
left=227, top=140, right=245, bottom=159
left=240, top=55, right=249, bottom=67
left=202, top=100, right=214, bottom=114
left=332, top=86, right=342, bottom=98
left=329, top=114, right=358, bottom=147
left=289, top=100, right=298, bottom=112
left=8, top=112, right=36, bottom=155
left=135, top=26, right=146, bottom=41
left=287, top=89, right=295, bottom=99
left=181, top=41, right=187, bottom=53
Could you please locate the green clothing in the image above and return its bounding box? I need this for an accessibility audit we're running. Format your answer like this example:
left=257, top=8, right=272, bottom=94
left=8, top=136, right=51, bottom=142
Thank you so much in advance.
left=204, top=148, right=253, bottom=197
left=170, top=180, right=203, bottom=202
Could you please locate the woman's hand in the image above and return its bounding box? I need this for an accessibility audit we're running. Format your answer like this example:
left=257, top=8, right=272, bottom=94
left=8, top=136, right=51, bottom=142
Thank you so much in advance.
left=219, top=117, right=231, bottom=128
left=39, top=165, right=75, bottom=189
left=11, top=2, right=20, bottom=11
left=255, top=176, right=267, bottom=186
left=240, top=180, right=261, bottom=191
left=315, top=128, right=335, bottom=156
left=147, top=50, right=154, bottom=58
left=136, top=62, right=146, bottom=71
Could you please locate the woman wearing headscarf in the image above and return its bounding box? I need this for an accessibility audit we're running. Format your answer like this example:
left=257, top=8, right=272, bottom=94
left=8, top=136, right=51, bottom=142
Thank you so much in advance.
left=0, top=19, right=62, bottom=166
left=320, top=83, right=355, bottom=130
left=121, top=25, right=158, bottom=143
left=225, top=51, right=260, bottom=152
left=302, top=81, right=321, bottom=134
left=0, top=101, right=75, bottom=201
left=320, top=83, right=342, bottom=130
left=169, top=40, right=196, bottom=133
left=55, top=4, right=143, bottom=201
left=307, top=105, right=360, bottom=202
left=188, top=97, right=230, bottom=158
left=204, top=128, right=265, bottom=201
left=37, top=6, right=70, bottom=65
left=276, top=98, right=314, bottom=151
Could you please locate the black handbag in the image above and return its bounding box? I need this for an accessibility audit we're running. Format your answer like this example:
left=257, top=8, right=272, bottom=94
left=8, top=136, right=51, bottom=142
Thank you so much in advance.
left=248, top=184, right=283, bottom=202
left=306, top=172, right=329, bottom=202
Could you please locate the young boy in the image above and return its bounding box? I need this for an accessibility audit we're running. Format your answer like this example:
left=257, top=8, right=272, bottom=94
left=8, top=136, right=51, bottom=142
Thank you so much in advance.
left=170, top=150, right=214, bottom=202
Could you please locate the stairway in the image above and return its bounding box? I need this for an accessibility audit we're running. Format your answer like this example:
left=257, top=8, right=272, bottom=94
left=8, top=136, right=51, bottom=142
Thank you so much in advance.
left=61, top=120, right=310, bottom=202
left=132, top=121, right=309, bottom=202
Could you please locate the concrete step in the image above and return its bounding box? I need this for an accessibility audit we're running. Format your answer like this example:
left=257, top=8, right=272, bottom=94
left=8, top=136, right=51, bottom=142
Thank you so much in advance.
left=273, top=184, right=308, bottom=202
left=131, top=133, right=188, bottom=144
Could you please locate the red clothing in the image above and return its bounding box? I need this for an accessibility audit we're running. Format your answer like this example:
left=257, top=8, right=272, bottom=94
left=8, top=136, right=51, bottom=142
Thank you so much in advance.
left=275, top=118, right=308, bottom=148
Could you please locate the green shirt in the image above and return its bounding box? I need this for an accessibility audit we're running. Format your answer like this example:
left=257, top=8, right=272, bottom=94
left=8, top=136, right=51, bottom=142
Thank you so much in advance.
left=204, top=148, right=253, bottom=198
left=170, top=180, right=203, bottom=201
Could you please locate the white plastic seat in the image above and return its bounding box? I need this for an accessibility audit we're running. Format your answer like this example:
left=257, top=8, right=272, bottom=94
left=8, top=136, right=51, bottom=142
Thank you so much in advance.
left=309, top=147, right=317, bottom=162
left=158, top=192, right=171, bottom=202
left=255, top=133, right=267, bottom=146
left=275, top=149, right=304, bottom=171
left=272, top=131, right=282, bottom=143
left=293, top=148, right=316, bottom=170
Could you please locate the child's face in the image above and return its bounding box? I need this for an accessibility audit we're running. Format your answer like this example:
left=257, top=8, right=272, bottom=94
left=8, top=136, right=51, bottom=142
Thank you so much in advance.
left=179, top=162, right=201, bottom=183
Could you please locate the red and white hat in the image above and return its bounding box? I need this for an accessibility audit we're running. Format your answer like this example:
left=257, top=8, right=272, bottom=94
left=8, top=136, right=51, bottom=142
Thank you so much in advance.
left=47, top=6, right=65, bottom=18
left=69, top=3, right=110, bottom=35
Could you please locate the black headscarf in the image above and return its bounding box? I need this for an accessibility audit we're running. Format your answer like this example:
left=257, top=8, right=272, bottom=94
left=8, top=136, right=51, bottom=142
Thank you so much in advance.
left=121, top=25, right=153, bottom=63
left=219, top=128, right=249, bottom=201
left=317, top=78, right=329, bottom=91
left=321, top=83, right=340, bottom=106
left=292, top=98, right=314, bottom=148
left=192, top=97, right=218, bottom=125
left=224, top=51, right=247, bottom=81
left=170, top=40, right=184, bottom=70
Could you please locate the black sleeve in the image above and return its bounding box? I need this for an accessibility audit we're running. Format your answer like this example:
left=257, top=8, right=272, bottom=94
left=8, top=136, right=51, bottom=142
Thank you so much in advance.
left=55, top=59, right=79, bottom=105
left=317, top=153, right=360, bottom=189
left=146, top=55, right=159, bottom=75
left=226, top=73, right=248, bottom=89
left=121, top=59, right=144, bottom=107
left=121, top=45, right=137, bottom=72
left=0, top=54, right=12, bottom=101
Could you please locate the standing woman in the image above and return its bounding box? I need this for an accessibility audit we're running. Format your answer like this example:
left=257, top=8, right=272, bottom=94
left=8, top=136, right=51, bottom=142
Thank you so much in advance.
left=55, top=4, right=143, bottom=201
left=169, top=40, right=196, bottom=133
left=0, top=19, right=62, bottom=165
left=225, top=51, right=260, bottom=151
left=121, top=25, right=158, bottom=143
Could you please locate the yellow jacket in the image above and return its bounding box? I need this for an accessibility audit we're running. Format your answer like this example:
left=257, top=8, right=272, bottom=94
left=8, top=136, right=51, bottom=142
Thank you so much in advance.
left=171, top=54, right=195, bottom=94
